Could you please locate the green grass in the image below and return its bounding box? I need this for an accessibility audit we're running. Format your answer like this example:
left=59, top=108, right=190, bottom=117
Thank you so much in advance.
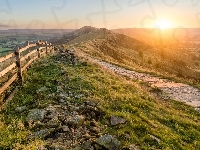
left=0, top=47, right=13, bottom=51
left=0, top=48, right=14, bottom=56
left=0, top=55, right=200, bottom=149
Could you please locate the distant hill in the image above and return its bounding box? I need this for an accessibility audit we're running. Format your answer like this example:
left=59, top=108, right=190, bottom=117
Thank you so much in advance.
left=54, top=26, right=98, bottom=44
left=57, top=26, right=152, bottom=63
left=0, top=29, right=75, bottom=34
left=56, top=26, right=149, bottom=48
left=112, top=28, right=200, bottom=46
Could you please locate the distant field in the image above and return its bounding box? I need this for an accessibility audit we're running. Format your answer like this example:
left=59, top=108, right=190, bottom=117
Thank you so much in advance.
left=0, top=47, right=13, bottom=51
left=0, top=47, right=13, bottom=56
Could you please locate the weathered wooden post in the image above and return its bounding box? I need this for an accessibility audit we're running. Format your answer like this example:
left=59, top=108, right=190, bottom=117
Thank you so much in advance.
left=37, top=42, right=41, bottom=58
left=15, top=47, right=23, bottom=83
left=51, top=44, right=55, bottom=54
left=26, top=41, right=29, bottom=46
left=49, top=43, right=52, bottom=54
left=45, top=41, right=48, bottom=54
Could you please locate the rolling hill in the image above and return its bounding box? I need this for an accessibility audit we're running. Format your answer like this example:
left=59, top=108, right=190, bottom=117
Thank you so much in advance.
left=57, top=26, right=200, bottom=83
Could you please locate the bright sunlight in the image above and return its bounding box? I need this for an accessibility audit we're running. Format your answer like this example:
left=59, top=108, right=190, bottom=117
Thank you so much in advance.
left=155, top=19, right=173, bottom=29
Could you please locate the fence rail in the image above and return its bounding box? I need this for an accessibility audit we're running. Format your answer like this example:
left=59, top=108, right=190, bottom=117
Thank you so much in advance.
left=0, top=40, right=54, bottom=96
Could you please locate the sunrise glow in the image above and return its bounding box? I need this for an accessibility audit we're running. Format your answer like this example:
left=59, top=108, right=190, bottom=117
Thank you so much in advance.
left=155, top=19, right=173, bottom=29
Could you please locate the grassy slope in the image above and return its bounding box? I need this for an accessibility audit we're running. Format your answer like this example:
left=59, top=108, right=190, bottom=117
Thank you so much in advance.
left=1, top=54, right=200, bottom=149
left=71, top=40, right=200, bottom=90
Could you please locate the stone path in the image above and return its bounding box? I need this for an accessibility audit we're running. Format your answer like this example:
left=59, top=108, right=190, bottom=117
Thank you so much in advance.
left=89, top=57, right=200, bottom=108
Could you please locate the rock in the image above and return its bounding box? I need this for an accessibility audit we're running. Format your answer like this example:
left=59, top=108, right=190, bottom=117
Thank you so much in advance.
left=26, top=109, right=46, bottom=123
left=128, top=144, right=140, bottom=150
left=65, top=114, right=85, bottom=127
left=96, top=135, right=121, bottom=150
left=29, top=128, right=55, bottom=139
left=58, top=115, right=66, bottom=122
left=62, top=125, right=70, bottom=132
left=59, top=99, right=65, bottom=103
left=46, top=117, right=61, bottom=128
left=45, top=106, right=57, bottom=119
left=15, top=106, right=26, bottom=113
left=110, top=116, right=126, bottom=126
left=31, top=121, right=45, bottom=129
left=81, top=140, right=94, bottom=150
left=90, top=126, right=100, bottom=134
left=82, top=106, right=105, bottom=120
left=84, top=100, right=98, bottom=107
left=124, top=133, right=131, bottom=139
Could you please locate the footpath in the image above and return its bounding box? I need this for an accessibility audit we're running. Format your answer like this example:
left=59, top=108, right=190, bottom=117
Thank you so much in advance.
left=87, top=57, right=200, bottom=109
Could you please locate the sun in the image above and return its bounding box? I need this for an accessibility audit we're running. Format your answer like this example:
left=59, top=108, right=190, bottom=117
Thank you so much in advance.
left=155, top=19, right=172, bottom=29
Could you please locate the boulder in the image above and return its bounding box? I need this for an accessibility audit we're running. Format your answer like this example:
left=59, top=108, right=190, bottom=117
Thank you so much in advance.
left=26, top=109, right=46, bottom=123
left=110, top=116, right=126, bottom=126
left=96, top=135, right=121, bottom=150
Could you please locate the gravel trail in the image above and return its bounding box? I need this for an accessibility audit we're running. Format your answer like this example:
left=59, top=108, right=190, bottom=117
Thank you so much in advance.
left=90, top=58, right=200, bottom=108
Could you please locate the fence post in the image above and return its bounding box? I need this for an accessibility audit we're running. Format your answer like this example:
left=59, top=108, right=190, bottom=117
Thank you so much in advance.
left=49, top=43, right=52, bottom=54
left=15, top=47, right=23, bottom=83
left=37, top=42, right=41, bottom=58
left=51, top=45, right=54, bottom=54
left=45, top=41, right=48, bottom=54
left=26, top=41, right=29, bottom=46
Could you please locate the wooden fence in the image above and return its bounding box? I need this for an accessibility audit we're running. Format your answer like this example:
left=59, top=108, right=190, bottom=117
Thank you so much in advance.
left=0, top=40, right=54, bottom=96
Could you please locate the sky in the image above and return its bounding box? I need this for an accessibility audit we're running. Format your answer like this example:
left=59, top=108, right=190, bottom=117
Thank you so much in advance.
left=0, top=0, right=200, bottom=29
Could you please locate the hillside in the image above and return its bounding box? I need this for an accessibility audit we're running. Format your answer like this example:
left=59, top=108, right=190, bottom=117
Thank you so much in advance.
left=1, top=27, right=200, bottom=149
left=62, top=27, right=200, bottom=84
left=1, top=48, right=200, bottom=149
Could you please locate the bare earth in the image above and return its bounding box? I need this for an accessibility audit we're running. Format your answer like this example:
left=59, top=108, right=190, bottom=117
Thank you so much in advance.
left=87, top=57, right=200, bottom=108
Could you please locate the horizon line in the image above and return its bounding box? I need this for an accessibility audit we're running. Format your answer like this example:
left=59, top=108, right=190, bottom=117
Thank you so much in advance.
left=1, top=27, right=200, bottom=31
